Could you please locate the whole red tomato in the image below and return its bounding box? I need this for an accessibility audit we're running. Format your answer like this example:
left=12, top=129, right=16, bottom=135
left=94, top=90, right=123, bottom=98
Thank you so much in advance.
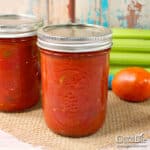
left=112, top=67, right=150, bottom=102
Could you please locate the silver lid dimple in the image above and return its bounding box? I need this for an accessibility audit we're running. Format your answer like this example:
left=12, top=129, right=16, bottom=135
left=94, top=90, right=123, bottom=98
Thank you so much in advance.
left=37, top=24, right=112, bottom=53
left=0, top=14, right=43, bottom=38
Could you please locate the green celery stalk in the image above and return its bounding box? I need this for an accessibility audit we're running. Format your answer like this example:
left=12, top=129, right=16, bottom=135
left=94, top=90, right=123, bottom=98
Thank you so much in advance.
left=112, top=39, right=150, bottom=52
left=110, top=65, right=150, bottom=75
left=112, top=28, right=150, bottom=40
left=110, top=52, right=150, bottom=66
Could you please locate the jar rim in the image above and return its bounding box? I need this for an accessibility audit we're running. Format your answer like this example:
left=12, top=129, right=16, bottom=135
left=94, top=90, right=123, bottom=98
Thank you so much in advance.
left=37, top=24, right=112, bottom=53
left=0, top=14, right=43, bottom=38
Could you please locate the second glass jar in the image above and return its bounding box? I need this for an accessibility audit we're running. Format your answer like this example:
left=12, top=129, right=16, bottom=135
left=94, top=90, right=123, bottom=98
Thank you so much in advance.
left=0, top=15, right=42, bottom=111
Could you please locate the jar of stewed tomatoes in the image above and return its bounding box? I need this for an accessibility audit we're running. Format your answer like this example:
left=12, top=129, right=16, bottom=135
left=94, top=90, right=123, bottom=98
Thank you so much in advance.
left=37, top=24, right=112, bottom=137
left=0, top=15, right=42, bottom=111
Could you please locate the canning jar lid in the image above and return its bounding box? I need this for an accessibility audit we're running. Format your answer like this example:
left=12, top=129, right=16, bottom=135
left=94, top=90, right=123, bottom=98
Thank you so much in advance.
left=37, top=24, right=112, bottom=53
left=0, top=14, right=43, bottom=38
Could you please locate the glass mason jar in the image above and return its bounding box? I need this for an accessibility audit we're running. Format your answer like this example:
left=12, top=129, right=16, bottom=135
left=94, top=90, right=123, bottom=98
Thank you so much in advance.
left=37, top=24, right=112, bottom=137
left=0, top=10, right=42, bottom=111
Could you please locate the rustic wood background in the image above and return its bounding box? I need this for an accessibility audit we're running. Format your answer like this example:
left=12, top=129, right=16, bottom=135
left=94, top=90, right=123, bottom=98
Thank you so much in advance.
left=0, top=0, right=149, bottom=28
left=47, top=0, right=150, bottom=29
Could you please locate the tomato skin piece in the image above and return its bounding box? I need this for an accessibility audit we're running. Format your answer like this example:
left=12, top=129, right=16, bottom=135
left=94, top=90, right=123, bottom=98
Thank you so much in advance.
left=112, top=67, right=150, bottom=102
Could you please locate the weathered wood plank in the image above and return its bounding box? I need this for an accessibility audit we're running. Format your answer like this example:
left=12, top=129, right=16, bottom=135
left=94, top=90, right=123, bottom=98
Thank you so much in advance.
left=101, top=0, right=109, bottom=27
left=109, top=0, right=150, bottom=29
left=48, top=0, right=71, bottom=24
left=68, top=0, right=75, bottom=23
left=0, top=0, right=43, bottom=21
left=0, top=0, right=150, bottom=28
left=76, top=0, right=101, bottom=25
left=0, top=0, right=30, bottom=14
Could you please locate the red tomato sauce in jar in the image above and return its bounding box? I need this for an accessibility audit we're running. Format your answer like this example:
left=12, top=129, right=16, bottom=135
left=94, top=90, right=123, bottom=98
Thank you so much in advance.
left=38, top=24, right=112, bottom=137
left=0, top=15, right=42, bottom=111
